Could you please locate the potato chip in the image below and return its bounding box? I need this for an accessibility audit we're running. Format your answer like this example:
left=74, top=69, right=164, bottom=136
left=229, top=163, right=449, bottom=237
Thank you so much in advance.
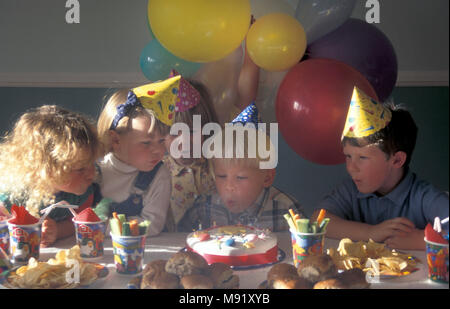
left=5, top=245, right=100, bottom=289
left=328, top=239, right=418, bottom=276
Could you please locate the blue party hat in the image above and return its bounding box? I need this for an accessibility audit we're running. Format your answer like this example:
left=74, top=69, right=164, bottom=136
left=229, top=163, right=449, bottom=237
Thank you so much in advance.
left=231, top=102, right=259, bottom=128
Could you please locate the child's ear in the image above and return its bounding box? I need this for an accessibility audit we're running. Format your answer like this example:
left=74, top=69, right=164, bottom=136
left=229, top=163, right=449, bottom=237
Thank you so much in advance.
left=263, top=169, right=276, bottom=187
left=392, top=151, right=407, bottom=168
left=109, top=130, right=121, bottom=151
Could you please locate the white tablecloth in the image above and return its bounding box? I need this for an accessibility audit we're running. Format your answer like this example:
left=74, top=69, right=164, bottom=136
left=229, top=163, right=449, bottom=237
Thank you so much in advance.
left=25, top=232, right=450, bottom=289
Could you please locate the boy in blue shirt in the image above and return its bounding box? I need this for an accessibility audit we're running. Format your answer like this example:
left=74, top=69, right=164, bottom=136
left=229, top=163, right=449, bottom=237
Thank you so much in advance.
left=314, top=87, right=448, bottom=250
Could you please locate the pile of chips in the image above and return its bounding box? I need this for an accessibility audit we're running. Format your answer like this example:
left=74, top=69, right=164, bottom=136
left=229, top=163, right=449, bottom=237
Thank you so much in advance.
left=4, top=246, right=99, bottom=288
left=327, top=238, right=418, bottom=276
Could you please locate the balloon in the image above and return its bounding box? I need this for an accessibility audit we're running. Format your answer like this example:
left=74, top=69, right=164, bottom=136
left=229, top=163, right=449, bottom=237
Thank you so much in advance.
left=192, top=46, right=244, bottom=125
left=246, top=13, right=307, bottom=72
left=306, top=18, right=398, bottom=102
left=256, top=70, right=288, bottom=124
left=294, top=0, right=356, bottom=44
left=148, top=0, right=251, bottom=63
left=139, top=39, right=201, bottom=82
left=250, top=0, right=295, bottom=19
left=276, top=59, right=379, bottom=165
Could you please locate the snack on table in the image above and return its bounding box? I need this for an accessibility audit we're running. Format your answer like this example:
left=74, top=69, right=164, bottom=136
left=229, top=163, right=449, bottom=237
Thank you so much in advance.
left=327, top=238, right=418, bottom=276
left=141, top=260, right=180, bottom=289
left=180, top=274, right=214, bottom=289
left=267, top=263, right=311, bottom=289
left=296, top=254, right=337, bottom=284
left=165, top=251, right=209, bottom=277
left=208, top=262, right=239, bottom=289
left=186, top=225, right=278, bottom=267
left=313, top=268, right=369, bottom=289
left=3, top=245, right=100, bottom=289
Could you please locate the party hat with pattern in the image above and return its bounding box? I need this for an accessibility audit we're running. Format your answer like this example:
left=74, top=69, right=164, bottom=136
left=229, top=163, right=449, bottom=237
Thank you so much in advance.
left=110, top=72, right=201, bottom=129
left=231, top=102, right=259, bottom=128
left=342, top=87, right=392, bottom=138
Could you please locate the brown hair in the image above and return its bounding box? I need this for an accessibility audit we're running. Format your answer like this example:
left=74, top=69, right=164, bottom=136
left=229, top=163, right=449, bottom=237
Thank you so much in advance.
left=342, top=104, right=418, bottom=168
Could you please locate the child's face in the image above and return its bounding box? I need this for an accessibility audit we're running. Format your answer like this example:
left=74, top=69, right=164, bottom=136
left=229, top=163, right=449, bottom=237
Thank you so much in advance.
left=113, top=116, right=166, bottom=171
left=165, top=129, right=204, bottom=166
left=343, top=142, right=399, bottom=195
left=53, top=154, right=96, bottom=196
left=213, top=160, right=274, bottom=214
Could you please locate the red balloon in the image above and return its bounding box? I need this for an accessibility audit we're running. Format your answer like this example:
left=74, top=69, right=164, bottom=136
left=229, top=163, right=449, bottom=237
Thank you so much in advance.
left=276, top=58, right=379, bottom=165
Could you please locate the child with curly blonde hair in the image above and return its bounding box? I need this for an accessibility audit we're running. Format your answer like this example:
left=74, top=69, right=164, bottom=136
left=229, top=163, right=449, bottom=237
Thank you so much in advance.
left=0, top=105, right=104, bottom=247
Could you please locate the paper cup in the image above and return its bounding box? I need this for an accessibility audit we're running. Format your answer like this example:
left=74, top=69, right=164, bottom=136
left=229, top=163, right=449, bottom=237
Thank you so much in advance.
left=7, top=222, right=41, bottom=265
left=0, top=246, right=12, bottom=274
left=73, top=219, right=106, bottom=259
left=425, top=238, right=449, bottom=283
left=0, top=220, right=9, bottom=255
left=111, top=233, right=146, bottom=275
left=290, top=229, right=325, bottom=267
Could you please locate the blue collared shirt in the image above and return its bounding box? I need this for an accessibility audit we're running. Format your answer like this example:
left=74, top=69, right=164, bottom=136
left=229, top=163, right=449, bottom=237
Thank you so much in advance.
left=316, top=170, right=449, bottom=231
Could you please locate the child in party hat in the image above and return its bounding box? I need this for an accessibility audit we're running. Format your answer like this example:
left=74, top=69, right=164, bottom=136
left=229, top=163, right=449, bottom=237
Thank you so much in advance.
left=313, top=87, right=449, bottom=250
left=162, top=70, right=219, bottom=232
left=0, top=105, right=104, bottom=247
left=178, top=103, right=304, bottom=232
left=96, top=76, right=183, bottom=236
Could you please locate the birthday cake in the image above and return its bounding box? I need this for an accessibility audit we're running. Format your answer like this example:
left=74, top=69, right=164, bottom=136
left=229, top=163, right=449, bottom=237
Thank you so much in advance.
left=186, top=225, right=278, bottom=267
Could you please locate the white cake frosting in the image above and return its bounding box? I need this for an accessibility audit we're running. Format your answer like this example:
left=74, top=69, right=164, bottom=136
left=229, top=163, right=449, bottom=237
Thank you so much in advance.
left=186, top=225, right=277, bottom=257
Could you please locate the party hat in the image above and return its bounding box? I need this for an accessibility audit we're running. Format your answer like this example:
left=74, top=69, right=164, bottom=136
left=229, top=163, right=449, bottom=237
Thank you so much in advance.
left=342, top=87, right=392, bottom=138
left=231, top=102, right=259, bottom=128
left=110, top=73, right=201, bottom=128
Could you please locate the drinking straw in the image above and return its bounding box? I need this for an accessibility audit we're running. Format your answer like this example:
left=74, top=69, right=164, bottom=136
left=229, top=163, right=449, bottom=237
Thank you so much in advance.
left=441, top=217, right=449, bottom=225
left=39, top=203, right=79, bottom=224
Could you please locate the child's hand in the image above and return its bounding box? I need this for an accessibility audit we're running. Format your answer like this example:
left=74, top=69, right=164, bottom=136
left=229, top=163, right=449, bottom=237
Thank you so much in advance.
left=384, top=228, right=425, bottom=250
left=41, top=218, right=58, bottom=247
left=368, top=217, right=415, bottom=243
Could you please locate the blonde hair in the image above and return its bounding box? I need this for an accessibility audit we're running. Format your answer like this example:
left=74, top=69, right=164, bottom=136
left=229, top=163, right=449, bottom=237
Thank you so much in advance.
left=210, top=125, right=275, bottom=170
left=0, top=105, right=103, bottom=216
left=97, top=89, right=170, bottom=153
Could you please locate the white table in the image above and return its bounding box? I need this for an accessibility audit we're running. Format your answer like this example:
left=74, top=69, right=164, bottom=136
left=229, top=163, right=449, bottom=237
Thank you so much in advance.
left=33, top=232, right=449, bottom=289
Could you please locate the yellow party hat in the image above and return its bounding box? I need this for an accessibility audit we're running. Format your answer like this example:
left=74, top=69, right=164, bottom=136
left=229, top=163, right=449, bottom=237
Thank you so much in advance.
left=110, top=73, right=200, bottom=128
left=342, top=87, right=392, bottom=138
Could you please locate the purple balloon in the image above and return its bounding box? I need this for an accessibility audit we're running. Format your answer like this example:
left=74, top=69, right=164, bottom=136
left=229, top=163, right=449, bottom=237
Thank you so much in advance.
left=306, top=18, right=397, bottom=102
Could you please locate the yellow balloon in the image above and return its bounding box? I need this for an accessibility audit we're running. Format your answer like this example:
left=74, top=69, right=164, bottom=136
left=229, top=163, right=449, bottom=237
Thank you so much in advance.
left=148, top=0, right=251, bottom=63
left=246, top=13, right=307, bottom=72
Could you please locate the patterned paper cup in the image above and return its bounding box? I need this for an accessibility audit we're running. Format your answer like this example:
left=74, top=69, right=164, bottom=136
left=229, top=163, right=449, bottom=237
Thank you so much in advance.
left=73, top=219, right=106, bottom=259
left=7, top=222, right=41, bottom=265
left=0, top=220, right=9, bottom=255
left=111, top=233, right=146, bottom=275
left=290, top=229, right=325, bottom=268
left=425, top=238, right=449, bottom=283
